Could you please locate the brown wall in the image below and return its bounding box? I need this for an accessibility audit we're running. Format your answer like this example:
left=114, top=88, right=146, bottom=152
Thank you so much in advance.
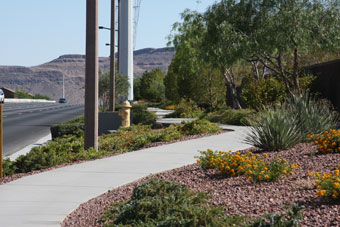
left=305, top=59, right=340, bottom=111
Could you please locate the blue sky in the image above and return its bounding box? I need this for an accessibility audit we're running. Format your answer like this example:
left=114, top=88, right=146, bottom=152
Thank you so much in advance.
left=0, top=0, right=217, bottom=67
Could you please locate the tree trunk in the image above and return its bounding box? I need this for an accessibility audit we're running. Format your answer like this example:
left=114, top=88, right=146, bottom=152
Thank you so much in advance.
left=223, top=68, right=242, bottom=109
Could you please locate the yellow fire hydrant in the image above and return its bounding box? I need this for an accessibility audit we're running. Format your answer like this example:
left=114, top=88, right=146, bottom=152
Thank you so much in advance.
left=119, top=100, right=132, bottom=127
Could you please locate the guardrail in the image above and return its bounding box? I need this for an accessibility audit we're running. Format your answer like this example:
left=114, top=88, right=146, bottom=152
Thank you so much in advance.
left=5, top=98, right=56, bottom=103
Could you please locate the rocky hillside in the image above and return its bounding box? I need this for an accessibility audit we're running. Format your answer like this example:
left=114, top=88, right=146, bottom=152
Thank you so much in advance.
left=0, top=47, right=175, bottom=104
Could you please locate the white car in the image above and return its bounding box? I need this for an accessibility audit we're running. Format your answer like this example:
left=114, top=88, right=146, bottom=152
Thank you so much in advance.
left=0, top=89, right=4, bottom=104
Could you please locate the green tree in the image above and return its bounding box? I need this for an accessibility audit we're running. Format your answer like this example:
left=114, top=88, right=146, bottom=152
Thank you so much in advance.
left=139, top=68, right=166, bottom=102
left=99, top=71, right=129, bottom=111
left=167, top=10, right=226, bottom=109
left=204, top=0, right=340, bottom=97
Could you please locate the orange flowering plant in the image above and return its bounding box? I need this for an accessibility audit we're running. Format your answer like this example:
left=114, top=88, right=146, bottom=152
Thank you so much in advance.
left=308, top=165, right=340, bottom=199
left=308, top=129, right=340, bottom=154
left=197, top=150, right=298, bottom=182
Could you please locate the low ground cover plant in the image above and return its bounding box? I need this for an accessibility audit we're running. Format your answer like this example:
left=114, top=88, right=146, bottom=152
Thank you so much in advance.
left=200, top=108, right=256, bottom=126
left=99, top=178, right=304, bottom=227
left=4, top=120, right=221, bottom=176
left=309, top=165, right=340, bottom=200
left=131, top=104, right=157, bottom=126
left=308, top=129, right=340, bottom=154
left=50, top=115, right=84, bottom=139
left=99, top=178, right=247, bottom=226
left=166, top=99, right=204, bottom=118
left=197, top=149, right=298, bottom=182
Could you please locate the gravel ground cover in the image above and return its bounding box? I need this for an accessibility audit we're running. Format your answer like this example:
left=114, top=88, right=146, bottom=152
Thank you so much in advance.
left=63, top=143, right=340, bottom=227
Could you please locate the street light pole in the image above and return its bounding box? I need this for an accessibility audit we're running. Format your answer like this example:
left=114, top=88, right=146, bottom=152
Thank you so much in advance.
left=109, top=0, right=116, bottom=112
left=85, top=0, right=99, bottom=151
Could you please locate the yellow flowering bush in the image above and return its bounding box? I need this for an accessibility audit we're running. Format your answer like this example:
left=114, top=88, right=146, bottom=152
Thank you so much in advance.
left=197, top=150, right=298, bottom=182
left=308, top=129, right=340, bottom=154
left=309, top=165, right=340, bottom=199
left=244, top=158, right=298, bottom=182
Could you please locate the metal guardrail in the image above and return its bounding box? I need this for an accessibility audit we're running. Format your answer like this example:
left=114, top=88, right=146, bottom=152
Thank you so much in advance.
left=5, top=98, right=56, bottom=103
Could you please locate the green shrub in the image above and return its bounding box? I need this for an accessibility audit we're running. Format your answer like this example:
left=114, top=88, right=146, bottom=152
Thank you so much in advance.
left=99, top=178, right=246, bottom=226
left=245, top=92, right=338, bottom=151
left=3, top=136, right=105, bottom=176
left=131, top=104, right=157, bottom=126
left=181, top=120, right=221, bottom=135
left=166, top=99, right=204, bottom=118
left=50, top=123, right=84, bottom=140
left=249, top=204, right=303, bottom=227
left=200, top=108, right=256, bottom=126
left=4, top=121, right=219, bottom=176
left=241, top=76, right=286, bottom=111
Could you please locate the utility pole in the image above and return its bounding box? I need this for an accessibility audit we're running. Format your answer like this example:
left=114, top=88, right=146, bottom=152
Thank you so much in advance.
left=109, top=0, right=116, bottom=112
left=62, top=74, right=65, bottom=99
left=119, top=0, right=133, bottom=101
left=85, top=0, right=99, bottom=151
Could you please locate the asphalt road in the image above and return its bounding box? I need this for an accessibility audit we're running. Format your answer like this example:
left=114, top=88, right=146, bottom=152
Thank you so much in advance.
left=3, top=103, right=84, bottom=157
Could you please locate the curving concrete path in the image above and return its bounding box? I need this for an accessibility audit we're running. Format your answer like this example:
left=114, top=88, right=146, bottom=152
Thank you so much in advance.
left=0, top=125, right=252, bottom=227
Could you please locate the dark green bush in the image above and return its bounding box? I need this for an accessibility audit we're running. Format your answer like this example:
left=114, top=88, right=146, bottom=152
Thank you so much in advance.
left=166, top=99, right=204, bottom=118
left=5, top=121, right=219, bottom=176
left=3, top=136, right=104, bottom=176
left=50, top=123, right=84, bottom=140
left=249, top=204, right=303, bottom=227
left=241, top=76, right=286, bottom=111
left=200, top=108, right=256, bottom=126
left=99, top=178, right=245, bottom=226
left=181, top=120, right=221, bottom=135
left=131, top=104, right=157, bottom=126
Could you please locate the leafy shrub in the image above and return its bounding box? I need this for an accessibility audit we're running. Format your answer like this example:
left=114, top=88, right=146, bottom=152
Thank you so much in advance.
left=131, top=104, right=157, bottom=126
left=241, top=76, right=286, bottom=111
left=4, top=121, right=220, bottom=176
left=308, top=129, right=340, bottom=154
left=166, top=99, right=204, bottom=118
left=99, top=178, right=246, bottom=226
left=309, top=165, right=340, bottom=199
left=245, top=92, right=338, bottom=151
left=249, top=204, right=303, bottom=227
left=197, top=150, right=298, bottom=182
left=50, top=123, right=84, bottom=140
left=200, top=108, right=256, bottom=126
left=244, top=158, right=298, bottom=182
left=3, top=136, right=104, bottom=176
left=181, top=120, right=221, bottom=135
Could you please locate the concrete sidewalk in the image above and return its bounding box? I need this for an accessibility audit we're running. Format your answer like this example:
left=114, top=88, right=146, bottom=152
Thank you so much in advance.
left=0, top=125, right=252, bottom=227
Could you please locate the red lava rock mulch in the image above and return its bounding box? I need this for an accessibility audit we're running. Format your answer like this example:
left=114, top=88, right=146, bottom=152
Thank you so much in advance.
left=62, top=143, right=340, bottom=227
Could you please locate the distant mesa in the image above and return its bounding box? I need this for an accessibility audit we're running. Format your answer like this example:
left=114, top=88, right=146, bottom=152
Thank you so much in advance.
left=0, top=47, right=175, bottom=104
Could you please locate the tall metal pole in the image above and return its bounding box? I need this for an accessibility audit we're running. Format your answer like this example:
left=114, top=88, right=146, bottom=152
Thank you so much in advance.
left=119, top=0, right=133, bottom=101
left=0, top=104, right=3, bottom=178
left=62, top=74, right=65, bottom=99
left=117, top=0, right=120, bottom=72
left=109, top=0, right=116, bottom=112
left=85, top=0, right=99, bottom=151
